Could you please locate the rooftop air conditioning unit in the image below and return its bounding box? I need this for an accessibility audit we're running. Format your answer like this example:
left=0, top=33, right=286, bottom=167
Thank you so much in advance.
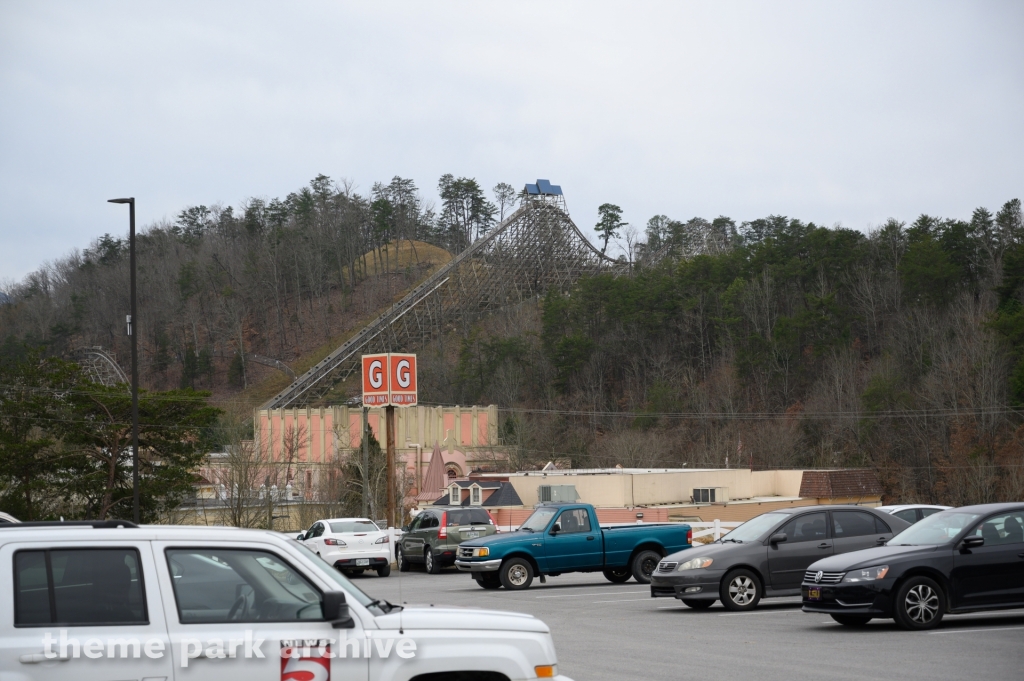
left=538, top=484, right=580, bottom=503
left=692, top=487, right=729, bottom=504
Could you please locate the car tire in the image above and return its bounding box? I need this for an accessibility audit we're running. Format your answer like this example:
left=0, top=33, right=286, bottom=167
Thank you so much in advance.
left=603, top=567, right=632, bottom=584
left=397, top=545, right=410, bottom=572
left=682, top=599, right=715, bottom=610
left=425, top=547, right=441, bottom=574
left=720, top=568, right=761, bottom=611
left=831, top=614, right=871, bottom=626
left=631, top=550, right=662, bottom=584
left=475, top=573, right=502, bottom=590
left=377, top=563, right=391, bottom=577
left=499, top=558, right=534, bottom=590
left=893, top=576, right=945, bottom=630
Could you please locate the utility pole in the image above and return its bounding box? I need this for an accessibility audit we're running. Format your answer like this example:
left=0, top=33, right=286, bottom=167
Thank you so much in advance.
left=108, top=197, right=139, bottom=525
left=265, top=475, right=273, bottom=530
left=361, top=406, right=369, bottom=517
left=385, top=405, right=396, bottom=529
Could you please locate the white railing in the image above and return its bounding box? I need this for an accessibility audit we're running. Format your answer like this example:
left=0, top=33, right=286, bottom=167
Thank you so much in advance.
left=688, top=520, right=743, bottom=541
left=386, top=527, right=403, bottom=563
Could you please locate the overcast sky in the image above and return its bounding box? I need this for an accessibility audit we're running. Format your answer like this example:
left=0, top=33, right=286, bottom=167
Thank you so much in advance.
left=1, top=1, right=1022, bottom=283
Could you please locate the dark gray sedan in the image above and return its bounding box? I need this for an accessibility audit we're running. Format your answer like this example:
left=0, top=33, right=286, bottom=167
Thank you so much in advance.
left=650, top=505, right=912, bottom=610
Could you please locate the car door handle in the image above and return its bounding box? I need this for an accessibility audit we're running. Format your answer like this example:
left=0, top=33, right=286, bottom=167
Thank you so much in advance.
left=817, top=542, right=831, bottom=549
left=1018, top=552, right=1024, bottom=558
left=20, top=653, right=70, bottom=663
left=586, top=536, right=596, bottom=541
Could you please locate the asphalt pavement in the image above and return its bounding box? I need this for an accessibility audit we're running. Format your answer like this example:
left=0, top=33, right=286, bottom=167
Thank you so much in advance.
left=352, top=565, right=1024, bottom=681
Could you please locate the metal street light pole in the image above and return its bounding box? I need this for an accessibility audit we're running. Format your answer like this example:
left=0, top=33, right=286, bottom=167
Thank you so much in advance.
left=108, top=197, right=140, bottom=525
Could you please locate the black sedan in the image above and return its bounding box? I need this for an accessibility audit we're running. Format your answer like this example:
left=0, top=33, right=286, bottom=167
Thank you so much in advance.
left=802, top=502, right=1024, bottom=629
left=650, top=505, right=911, bottom=610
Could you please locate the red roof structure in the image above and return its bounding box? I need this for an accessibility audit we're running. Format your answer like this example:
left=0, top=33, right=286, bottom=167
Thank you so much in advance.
left=799, top=469, right=883, bottom=498
left=415, top=442, right=447, bottom=502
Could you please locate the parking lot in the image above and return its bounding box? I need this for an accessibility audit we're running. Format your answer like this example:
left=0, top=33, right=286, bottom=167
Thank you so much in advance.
left=356, top=567, right=1024, bottom=681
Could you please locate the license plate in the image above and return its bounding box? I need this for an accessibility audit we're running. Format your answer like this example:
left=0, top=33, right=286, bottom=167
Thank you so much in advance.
left=806, top=588, right=821, bottom=601
left=464, top=531, right=480, bottom=539
left=356, top=559, right=369, bottom=566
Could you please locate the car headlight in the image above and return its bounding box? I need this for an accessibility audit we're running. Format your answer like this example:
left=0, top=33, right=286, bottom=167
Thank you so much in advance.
left=677, top=557, right=713, bottom=571
left=841, top=565, right=889, bottom=582
left=469, top=547, right=489, bottom=558
left=374, top=535, right=389, bottom=544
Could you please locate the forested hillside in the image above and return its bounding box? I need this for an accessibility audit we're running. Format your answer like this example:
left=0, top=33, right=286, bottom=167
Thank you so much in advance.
left=0, top=174, right=507, bottom=398
left=416, top=199, right=1024, bottom=507
left=2, top=174, right=1022, bottom=506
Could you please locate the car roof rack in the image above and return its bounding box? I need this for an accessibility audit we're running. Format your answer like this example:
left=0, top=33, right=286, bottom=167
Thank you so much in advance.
left=0, top=520, right=139, bottom=529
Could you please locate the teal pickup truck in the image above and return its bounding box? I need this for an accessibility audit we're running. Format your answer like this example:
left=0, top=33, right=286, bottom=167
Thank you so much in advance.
left=455, top=502, right=692, bottom=590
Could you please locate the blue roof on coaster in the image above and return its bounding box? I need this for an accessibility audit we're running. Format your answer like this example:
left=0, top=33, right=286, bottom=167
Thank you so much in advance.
left=535, top=179, right=562, bottom=195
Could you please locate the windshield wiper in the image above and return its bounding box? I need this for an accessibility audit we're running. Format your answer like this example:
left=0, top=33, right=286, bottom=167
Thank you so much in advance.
left=518, top=527, right=534, bottom=532
left=722, top=538, right=743, bottom=543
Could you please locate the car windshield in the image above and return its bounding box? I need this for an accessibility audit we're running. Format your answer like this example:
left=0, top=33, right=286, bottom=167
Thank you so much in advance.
left=288, top=540, right=386, bottom=614
left=329, top=520, right=379, bottom=533
left=720, top=512, right=788, bottom=543
left=888, top=510, right=981, bottom=545
left=519, top=508, right=558, bottom=532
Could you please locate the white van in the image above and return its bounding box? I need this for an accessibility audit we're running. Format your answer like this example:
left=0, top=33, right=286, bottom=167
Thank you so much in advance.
left=0, top=521, right=570, bottom=681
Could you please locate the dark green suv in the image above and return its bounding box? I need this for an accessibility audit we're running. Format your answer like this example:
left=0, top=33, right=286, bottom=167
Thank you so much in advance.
left=397, top=507, right=498, bottom=574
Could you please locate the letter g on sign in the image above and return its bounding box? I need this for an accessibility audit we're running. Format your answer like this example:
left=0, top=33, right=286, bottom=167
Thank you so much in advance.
left=396, top=359, right=411, bottom=388
left=369, top=360, right=384, bottom=389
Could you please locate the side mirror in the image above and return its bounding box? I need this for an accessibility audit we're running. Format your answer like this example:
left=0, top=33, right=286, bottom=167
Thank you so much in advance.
left=401, top=525, right=409, bottom=533
left=550, top=522, right=562, bottom=535
left=962, top=536, right=984, bottom=549
left=769, top=533, right=787, bottom=545
left=876, top=537, right=888, bottom=546
left=321, top=591, right=354, bottom=629
left=296, top=533, right=306, bottom=541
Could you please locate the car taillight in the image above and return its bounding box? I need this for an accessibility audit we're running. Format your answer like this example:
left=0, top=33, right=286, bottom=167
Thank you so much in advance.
left=438, top=512, right=447, bottom=539
left=324, top=538, right=346, bottom=546
left=374, top=535, right=389, bottom=544
left=687, top=528, right=692, bottom=545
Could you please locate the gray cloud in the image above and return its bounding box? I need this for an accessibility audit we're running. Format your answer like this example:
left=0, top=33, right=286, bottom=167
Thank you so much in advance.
left=1, top=0, right=1022, bottom=281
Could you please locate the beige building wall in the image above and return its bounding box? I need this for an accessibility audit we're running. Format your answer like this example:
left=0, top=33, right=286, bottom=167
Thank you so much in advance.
left=507, top=468, right=808, bottom=508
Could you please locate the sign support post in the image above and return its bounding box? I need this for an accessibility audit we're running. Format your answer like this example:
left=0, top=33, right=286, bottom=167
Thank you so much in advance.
left=361, top=406, right=369, bottom=517
left=385, top=405, right=396, bottom=529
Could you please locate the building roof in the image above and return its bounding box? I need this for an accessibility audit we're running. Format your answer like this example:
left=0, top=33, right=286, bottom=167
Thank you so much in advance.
left=482, top=482, right=523, bottom=507
left=450, top=479, right=502, bottom=489
left=415, top=442, right=448, bottom=502
left=431, top=481, right=523, bottom=507
left=799, top=469, right=882, bottom=498
left=475, top=467, right=731, bottom=478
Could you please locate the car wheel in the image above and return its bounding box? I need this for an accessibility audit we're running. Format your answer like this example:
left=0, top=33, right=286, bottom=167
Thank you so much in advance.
left=499, top=558, right=534, bottom=590
left=631, top=550, right=662, bottom=584
left=425, top=547, right=441, bottom=574
left=475, top=573, right=502, bottom=590
left=377, top=563, right=391, bottom=577
left=682, top=599, right=715, bottom=610
left=831, top=614, right=872, bottom=626
left=603, top=567, right=632, bottom=583
left=397, top=545, right=410, bottom=572
left=720, top=568, right=761, bottom=611
left=894, top=576, right=945, bottom=630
